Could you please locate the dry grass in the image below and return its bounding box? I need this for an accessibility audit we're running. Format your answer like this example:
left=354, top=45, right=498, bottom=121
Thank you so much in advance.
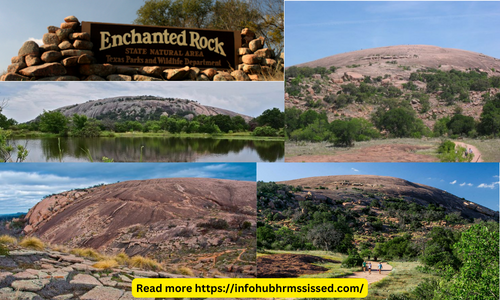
left=19, top=237, right=45, bottom=250
left=129, top=255, right=163, bottom=271
left=176, top=266, right=195, bottom=276
left=0, top=235, right=17, bottom=245
left=93, top=259, right=119, bottom=270
left=49, top=244, right=70, bottom=253
left=70, top=248, right=104, bottom=260
left=114, top=252, right=130, bottom=265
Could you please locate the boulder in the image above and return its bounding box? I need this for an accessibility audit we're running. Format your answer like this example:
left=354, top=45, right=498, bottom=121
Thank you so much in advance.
left=242, top=54, right=262, bottom=65
left=58, top=41, right=73, bottom=50
left=18, top=41, right=40, bottom=57
left=254, top=48, right=273, bottom=58
left=77, top=54, right=93, bottom=64
left=133, top=75, right=163, bottom=81
left=64, top=16, right=79, bottom=23
left=61, top=56, right=79, bottom=67
left=196, top=73, right=210, bottom=81
left=1, top=73, right=31, bottom=81
left=43, top=33, right=59, bottom=45
left=213, top=72, right=234, bottom=81
left=47, top=26, right=60, bottom=33
left=242, top=64, right=262, bottom=74
left=56, top=28, right=73, bottom=42
left=115, top=66, right=138, bottom=75
left=165, top=66, right=190, bottom=80
left=61, top=22, right=79, bottom=30
left=7, top=62, right=27, bottom=73
left=79, top=64, right=116, bottom=77
left=344, top=71, right=364, bottom=81
left=231, top=70, right=250, bottom=81
left=188, top=67, right=200, bottom=80
left=19, top=63, right=67, bottom=77
left=25, top=55, right=42, bottom=67
left=11, top=56, right=25, bottom=64
left=248, top=74, right=265, bottom=81
left=241, top=28, right=255, bottom=38
left=41, top=50, right=63, bottom=63
left=84, top=74, right=106, bottom=81
left=249, top=39, right=263, bottom=52
left=69, top=32, right=90, bottom=41
left=139, top=66, right=162, bottom=78
left=238, top=48, right=252, bottom=55
left=40, top=44, right=59, bottom=52
left=73, top=40, right=93, bottom=50
left=107, top=74, right=132, bottom=81
left=201, top=68, right=217, bottom=80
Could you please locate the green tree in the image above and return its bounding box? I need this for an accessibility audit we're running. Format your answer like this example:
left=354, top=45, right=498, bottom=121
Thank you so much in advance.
left=39, top=110, right=68, bottom=134
left=420, top=227, right=461, bottom=270
left=447, top=114, right=476, bottom=136
left=256, top=108, right=284, bottom=130
left=134, top=0, right=213, bottom=28
left=478, top=94, right=500, bottom=136
left=373, top=107, right=421, bottom=137
left=439, top=224, right=499, bottom=300
left=306, top=222, right=345, bottom=252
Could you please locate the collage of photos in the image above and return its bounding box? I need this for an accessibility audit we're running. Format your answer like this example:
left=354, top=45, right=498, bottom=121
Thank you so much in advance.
left=0, top=1, right=498, bottom=300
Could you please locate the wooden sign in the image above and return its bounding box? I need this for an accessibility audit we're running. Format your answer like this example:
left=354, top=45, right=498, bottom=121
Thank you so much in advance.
left=81, top=22, right=240, bottom=69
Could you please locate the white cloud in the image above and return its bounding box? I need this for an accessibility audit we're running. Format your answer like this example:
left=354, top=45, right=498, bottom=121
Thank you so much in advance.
left=468, top=183, right=473, bottom=187
left=450, top=180, right=457, bottom=184
left=477, top=181, right=500, bottom=189
left=351, top=168, right=359, bottom=172
left=459, top=182, right=466, bottom=187
left=28, top=38, right=43, bottom=45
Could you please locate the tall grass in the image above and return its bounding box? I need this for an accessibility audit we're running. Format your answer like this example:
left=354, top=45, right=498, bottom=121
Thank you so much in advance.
left=0, top=235, right=17, bottom=245
left=93, top=259, right=119, bottom=270
left=19, top=237, right=45, bottom=250
left=129, top=255, right=163, bottom=271
left=70, top=248, right=104, bottom=260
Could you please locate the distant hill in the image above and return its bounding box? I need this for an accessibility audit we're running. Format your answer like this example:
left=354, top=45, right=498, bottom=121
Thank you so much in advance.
left=295, top=45, right=500, bottom=77
left=0, top=212, right=25, bottom=221
left=30, top=95, right=253, bottom=123
left=278, top=175, right=498, bottom=221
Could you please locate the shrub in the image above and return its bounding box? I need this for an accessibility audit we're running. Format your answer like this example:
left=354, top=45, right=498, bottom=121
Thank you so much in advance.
left=197, top=218, right=229, bottom=230
left=93, top=260, right=119, bottom=270
left=341, top=249, right=363, bottom=268
left=252, top=126, right=278, bottom=137
left=0, top=235, right=17, bottom=245
left=19, top=237, right=45, bottom=250
left=177, top=266, right=194, bottom=276
left=129, top=256, right=162, bottom=271
left=114, top=252, right=130, bottom=265
left=70, top=248, right=104, bottom=260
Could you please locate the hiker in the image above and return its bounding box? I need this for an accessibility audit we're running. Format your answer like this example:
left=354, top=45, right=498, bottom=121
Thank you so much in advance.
left=464, top=148, right=468, bottom=157
left=368, top=262, right=372, bottom=274
left=469, top=148, right=473, bottom=156
left=378, top=262, right=382, bottom=274
left=362, top=261, right=366, bottom=272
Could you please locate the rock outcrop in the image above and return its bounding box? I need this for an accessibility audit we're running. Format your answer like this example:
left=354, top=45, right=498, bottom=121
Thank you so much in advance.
left=1, top=16, right=283, bottom=81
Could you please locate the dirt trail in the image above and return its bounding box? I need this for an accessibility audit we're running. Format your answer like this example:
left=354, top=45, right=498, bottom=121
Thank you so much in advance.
left=453, top=141, right=484, bottom=162
left=286, top=144, right=438, bottom=162
left=344, top=261, right=393, bottom=284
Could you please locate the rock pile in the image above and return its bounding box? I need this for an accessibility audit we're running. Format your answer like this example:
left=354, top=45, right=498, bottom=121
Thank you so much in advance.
left=1, top=16, right=283, bottom=82
left=0, top=249, right=192, bottom=300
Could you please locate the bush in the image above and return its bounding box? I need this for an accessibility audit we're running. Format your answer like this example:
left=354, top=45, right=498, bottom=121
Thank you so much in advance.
left=0, top=235, right=17, bottom=245
left=252, top=126, right=278, bottom=137
left=341, top=249, right=364, bottom=268
left=197, top=218, right=229, bottom=230
left=19, top=237, right=45, bottom=250
left=129, top=255, right=163, bottom=271
left=70, top=248, right=103, bottom=260
left=93, top=260, right=119, bottom=270
left=447, top=114, right=476, bottom=136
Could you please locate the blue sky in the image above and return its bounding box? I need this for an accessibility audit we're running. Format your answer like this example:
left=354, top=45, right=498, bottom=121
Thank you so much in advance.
left=0, top=0, right=144, bottom=72
left=257, top=163, right=500, bottom=211
left=285, top=1, right=500, bottom=66
left=0, top=82, right=284, bottom=123
left=0, top=163, right=256, bottom=214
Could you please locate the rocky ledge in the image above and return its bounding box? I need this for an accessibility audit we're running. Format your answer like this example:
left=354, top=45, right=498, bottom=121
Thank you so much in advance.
left=0, top=249, right=193, bottom=300
left=1, top=16, right=283, bottom=82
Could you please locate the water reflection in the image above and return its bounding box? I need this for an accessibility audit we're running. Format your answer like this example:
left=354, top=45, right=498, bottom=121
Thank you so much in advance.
left=12, top=137, right=284, bottom=162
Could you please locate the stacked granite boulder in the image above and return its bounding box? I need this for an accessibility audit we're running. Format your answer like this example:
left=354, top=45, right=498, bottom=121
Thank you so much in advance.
left=238, top=28, right=284, bottom=81
left=1, top=16, right=283, bottom=82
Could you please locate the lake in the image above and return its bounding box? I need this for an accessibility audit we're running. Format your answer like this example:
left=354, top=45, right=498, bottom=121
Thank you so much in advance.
left=11, top=137, right=284, bottom=162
